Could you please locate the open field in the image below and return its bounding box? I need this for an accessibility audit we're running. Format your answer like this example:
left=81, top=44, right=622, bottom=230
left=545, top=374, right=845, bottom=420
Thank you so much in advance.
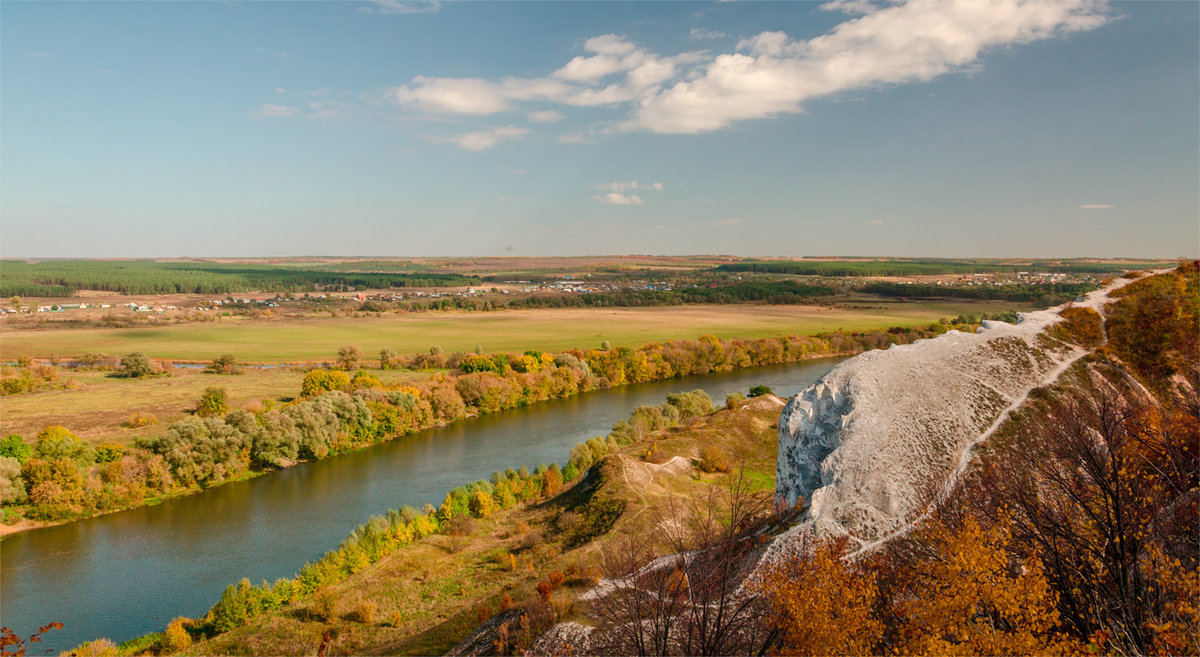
left=0, top=368, right=431, bottom=444
left=0, top=298, right=1033, bottom=363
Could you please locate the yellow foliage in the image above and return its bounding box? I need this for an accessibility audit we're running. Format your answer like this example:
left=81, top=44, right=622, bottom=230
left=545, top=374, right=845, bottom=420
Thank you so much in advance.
left=757, top=537, right=883, bottom=656
left=895, top=518, right=1070, bottom=656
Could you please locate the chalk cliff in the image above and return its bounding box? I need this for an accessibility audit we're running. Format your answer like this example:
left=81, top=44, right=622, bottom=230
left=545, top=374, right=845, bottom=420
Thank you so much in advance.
left=766, top=279, right=1126, bottom=561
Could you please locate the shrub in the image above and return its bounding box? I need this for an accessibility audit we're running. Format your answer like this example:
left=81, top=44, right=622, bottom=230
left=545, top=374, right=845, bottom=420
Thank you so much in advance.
left=391, top=611, right=404, bottom=628
left=66, top=637, right=119, bottom=657
left=697, top=445, right=730, bottom=473
left=34, top=426, right=93, bottom=465
left=126, top=411, right=158, bottom=428
left=748, top=385, right=773, bottom=397
left=310, top=586, right=340, bottom=622
left=354, top=600, right=377, bottom=624
left=0, top=434, right=31, bottom=463
left=725, top=392, right=746, bottom=410
left=336, top=345, right=363, bottom=370
left=163, top=617, right=192, bottom=652
left=196, top=387, right=228, bottom=417
left=206, top=353, right=238, bottom=375
left=95, top=443, right=125, bottom=464
left=120, top=352, right=154, bottom=378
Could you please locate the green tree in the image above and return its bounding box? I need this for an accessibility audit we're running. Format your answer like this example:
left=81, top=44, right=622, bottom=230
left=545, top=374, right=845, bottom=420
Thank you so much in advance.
left=10, top=295, right=21, bottom=311
left=34, top=426, right=94, bottom=465
left=120, top=352, right=154, bottom=378
left=196, top=387, right=229, bottom=417
left=337, top=345, right=363, bottom=370
left=0, top=434, right=32, bottom=463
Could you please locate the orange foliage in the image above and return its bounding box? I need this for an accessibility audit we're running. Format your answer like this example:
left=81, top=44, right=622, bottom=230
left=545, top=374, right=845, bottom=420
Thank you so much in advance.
left=757, top=537, right=882, bottom=656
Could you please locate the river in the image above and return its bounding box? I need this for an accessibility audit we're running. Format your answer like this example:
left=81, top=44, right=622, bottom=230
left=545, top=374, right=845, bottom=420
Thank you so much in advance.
left=0, top=358, right=841, bottom=652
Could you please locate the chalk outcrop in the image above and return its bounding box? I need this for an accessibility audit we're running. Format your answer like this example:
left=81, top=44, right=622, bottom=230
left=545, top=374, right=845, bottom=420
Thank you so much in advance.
left=766, top=280, right=1127, bottom=562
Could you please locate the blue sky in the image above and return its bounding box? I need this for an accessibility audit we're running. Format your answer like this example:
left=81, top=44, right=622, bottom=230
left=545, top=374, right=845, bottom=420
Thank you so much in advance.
left=2, top=0, right=1196, bottom=258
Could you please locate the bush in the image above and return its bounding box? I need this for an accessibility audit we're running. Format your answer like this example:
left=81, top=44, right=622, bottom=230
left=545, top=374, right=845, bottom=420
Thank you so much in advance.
left=468, top=490, right=495, bottom=518
left=120, top=352, right=154, bottom=378
left=66, top=637, right=119, bottom=657
left=748, top=385, right=773, bottom=397
left=126, top=411, right=158, bottom=428
left=206, top=353, right=238, bottom=375
left=196, top=387, right=228, bottom=417
left=163, top=617, right=192, bottom=652
left=310, top=586, right=340, bottom=622
left=725, top=392, right=746, bottom=410
left=354, top=600, right=377, bottom=624
left=697, top=445, right=730, bottom=473
left=0, top=434, right=31, bottom=463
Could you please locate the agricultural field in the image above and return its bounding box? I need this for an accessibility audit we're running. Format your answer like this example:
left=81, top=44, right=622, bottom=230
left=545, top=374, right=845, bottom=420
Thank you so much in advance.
left=0, top=297, right=1034, bottom=364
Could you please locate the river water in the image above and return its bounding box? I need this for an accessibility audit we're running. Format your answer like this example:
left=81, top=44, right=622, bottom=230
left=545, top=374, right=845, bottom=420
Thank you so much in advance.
left=0, top=358, right=841, bottom=652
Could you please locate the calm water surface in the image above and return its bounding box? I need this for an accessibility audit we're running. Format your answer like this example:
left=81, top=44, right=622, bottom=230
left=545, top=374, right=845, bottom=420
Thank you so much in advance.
left=1, top=358, right=841, bottom=651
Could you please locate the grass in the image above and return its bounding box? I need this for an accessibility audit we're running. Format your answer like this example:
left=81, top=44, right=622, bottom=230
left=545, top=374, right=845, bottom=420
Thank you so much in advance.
left=0, top=298, right=1031, bottom=363
left=0, top=368, right=430, bottom=444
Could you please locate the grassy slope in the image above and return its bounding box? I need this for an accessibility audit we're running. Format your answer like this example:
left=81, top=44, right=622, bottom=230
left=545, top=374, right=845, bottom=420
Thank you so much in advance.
left=0, top=298, right=1029, bottom=363
left=184, top=396, right=785, bottom=657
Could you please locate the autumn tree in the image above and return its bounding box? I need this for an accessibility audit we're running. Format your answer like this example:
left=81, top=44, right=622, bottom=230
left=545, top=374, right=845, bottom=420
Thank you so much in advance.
left=757, top=536, right=882, bottom=656
left=336, top=345, right=363, bottom=371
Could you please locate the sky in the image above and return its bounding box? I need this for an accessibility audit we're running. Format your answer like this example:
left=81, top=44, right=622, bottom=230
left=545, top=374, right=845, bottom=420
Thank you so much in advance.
left=1, top=0, right=1197, bottom=259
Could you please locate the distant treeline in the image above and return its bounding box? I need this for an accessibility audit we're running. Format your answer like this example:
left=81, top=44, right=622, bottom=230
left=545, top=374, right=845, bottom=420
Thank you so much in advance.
left=408, top=281, right=834, bottom=312
left=716, top=259, right=1155, bottom=277
left=861, top=282, right=1095, bottom=305
left=0, top=260, right=480, bottom=297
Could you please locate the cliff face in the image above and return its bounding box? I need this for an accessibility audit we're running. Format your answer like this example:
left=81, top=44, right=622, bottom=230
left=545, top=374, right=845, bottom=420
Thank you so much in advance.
left=768, top=280, right=1127, bottom=561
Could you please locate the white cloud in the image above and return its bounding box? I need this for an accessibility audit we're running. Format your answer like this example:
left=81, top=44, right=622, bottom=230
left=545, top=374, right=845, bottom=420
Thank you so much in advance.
left=1080, top=203, right=1114, bottom=209
left=593, top=192, right=645, bottom=205
left=689, top=28, right=727, bottom=40
left=432, top=125, right=530, bottom=152
left=358, top=0, right=440, bottom=14
left=629, top=1, right=1108, bottom=133
left=387, top=1, right=1108, bottom=136
left=709, top=217, right=744, bottom=226
left=558, top=132, right=594, bottom=144
left=527, top=110, right=564, bottom=123
left=597, top=180, right=664, bottom=192
left=254, top=104, right=300, bottom=118
left=819, top=0, right=879, bottom=15
left=274, top=87, right=288, bottom=94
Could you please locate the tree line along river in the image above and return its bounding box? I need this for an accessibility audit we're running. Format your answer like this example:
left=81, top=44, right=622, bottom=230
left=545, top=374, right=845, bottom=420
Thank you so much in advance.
left=0, top=358, right=843, bottom=653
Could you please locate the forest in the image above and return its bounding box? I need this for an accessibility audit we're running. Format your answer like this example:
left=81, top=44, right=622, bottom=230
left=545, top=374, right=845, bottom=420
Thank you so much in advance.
left=0, top=260, right=480, bottom=296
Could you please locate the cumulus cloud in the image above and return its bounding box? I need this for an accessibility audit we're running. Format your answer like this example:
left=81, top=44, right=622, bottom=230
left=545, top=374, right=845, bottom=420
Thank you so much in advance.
left=689, top=27, right=727, bottom=40
left=527, top=110, right=564, bottom=123
left=388, top=0, right=1107, bottom=138
left=593, top=192, right=645, bottom=205
left=630, top=1, right=1109, bottom=133
left=254, top=104, right=300, bottom=118
left=432, top=125, right=530, bottom=152
left=1080, top=203, right=1114, bottom=209
left=358, top=0, right=440, bottom=14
